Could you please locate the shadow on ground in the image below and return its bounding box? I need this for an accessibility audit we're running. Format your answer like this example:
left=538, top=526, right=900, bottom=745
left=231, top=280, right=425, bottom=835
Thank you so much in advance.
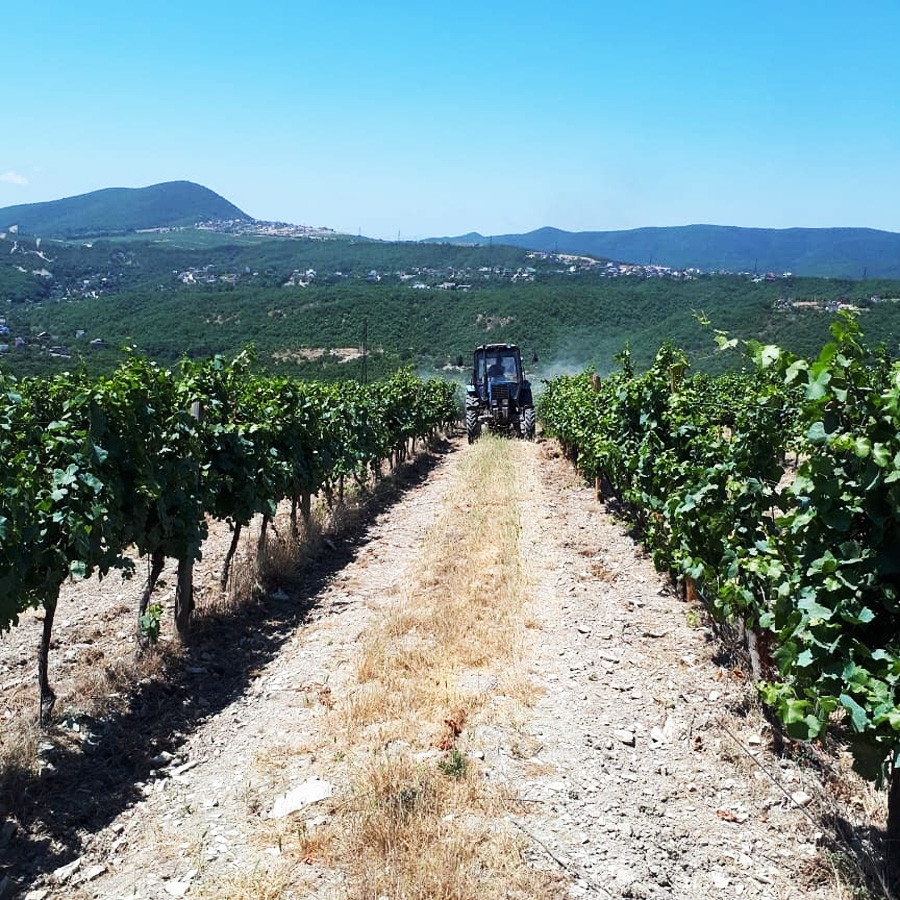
left=0, top=440, right=454, bottom=894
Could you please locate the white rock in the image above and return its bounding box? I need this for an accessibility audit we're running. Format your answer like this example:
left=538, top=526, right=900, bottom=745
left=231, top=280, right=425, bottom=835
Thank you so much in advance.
left=76, top=864, right=107, bottom=883
left=791, top=790, right=812, bottom=807
left=271, top=777, right=333, bottom=818
left=25, top=891, right=50, bottom=900
left=613, top=730, right=635, bottom=746
left=170, top=759, right=199, bottom=777
left=52, top=857, right=82, bottom=883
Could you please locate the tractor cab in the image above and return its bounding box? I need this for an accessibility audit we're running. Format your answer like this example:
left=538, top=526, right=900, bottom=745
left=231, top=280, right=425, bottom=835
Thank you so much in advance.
left=473, top=345, right=524, bottom=400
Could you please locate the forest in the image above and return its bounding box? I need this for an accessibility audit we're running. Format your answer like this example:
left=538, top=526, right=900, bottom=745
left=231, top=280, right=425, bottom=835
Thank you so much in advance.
left=3, top=229, right=900, bottom=381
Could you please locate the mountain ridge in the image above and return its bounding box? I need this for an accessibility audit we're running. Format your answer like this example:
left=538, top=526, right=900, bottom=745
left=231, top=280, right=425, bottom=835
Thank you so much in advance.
left=427, top=223, right=900, bottom=279
left=0, top=181, right=251, bottom=238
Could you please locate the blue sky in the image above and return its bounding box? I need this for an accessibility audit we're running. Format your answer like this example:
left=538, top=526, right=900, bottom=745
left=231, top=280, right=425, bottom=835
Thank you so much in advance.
left=2, top=1, right=898, bottom=240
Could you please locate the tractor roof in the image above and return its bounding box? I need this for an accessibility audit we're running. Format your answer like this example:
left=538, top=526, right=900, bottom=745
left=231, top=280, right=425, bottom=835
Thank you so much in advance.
left=476, top=343, right=519, bottom=352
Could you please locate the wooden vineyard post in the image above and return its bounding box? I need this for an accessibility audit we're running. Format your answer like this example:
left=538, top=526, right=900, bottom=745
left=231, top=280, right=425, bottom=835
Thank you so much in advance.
left=175, top=398, right=202, bottom=640
left=591, top=374, right=603, bottom=499
left=684, top=576, right=697, bottom=604
left=174, top=559, right=194, bottom=639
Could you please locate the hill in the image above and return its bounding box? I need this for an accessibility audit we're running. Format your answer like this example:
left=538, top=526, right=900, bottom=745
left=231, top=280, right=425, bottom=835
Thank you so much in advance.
left=3, top=226, right=900, bottom=381
left=429, top=224, right=900, bottom=279
left=0, top=181, right=251, bottom=237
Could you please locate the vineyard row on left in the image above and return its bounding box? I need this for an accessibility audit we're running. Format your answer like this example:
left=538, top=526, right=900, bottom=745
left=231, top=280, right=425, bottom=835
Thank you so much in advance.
left=0, top=352, right=459, bottom=718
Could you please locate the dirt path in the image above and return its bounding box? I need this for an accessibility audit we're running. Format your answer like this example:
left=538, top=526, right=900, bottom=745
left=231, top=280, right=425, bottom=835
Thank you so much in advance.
left=504, top=443, right=843, bottom=899
left=4, top=437, right=863, bottom=898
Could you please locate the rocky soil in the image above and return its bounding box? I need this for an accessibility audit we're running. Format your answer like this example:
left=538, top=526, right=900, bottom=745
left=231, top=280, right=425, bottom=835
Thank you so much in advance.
left=0, top=437, right=881, bottom=899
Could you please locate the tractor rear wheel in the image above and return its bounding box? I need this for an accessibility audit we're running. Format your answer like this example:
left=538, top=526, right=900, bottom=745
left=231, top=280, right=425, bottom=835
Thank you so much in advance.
left=523, top=407, right=536, bottom=441
left=466, top=409, right=481, bottom=444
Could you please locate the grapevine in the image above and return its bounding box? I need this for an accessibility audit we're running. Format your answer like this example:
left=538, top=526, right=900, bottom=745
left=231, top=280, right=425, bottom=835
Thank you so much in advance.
left=539, top=316, right=900, bottom=851
left=0, top=354, right=458, bottom=721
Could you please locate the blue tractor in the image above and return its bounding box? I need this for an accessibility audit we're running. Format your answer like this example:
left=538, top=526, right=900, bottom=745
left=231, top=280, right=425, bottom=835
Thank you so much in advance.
left=465, top=343, right=535, bottom=443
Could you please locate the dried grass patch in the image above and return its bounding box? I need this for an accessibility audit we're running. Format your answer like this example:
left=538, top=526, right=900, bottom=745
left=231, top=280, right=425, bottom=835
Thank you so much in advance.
left=340, top=437, right=531, bottom=744
left=318, top=436, right=565, bottom=899
left=329, top=751, right=563, bottom=900
left=194, top=863, right=290, bottom=900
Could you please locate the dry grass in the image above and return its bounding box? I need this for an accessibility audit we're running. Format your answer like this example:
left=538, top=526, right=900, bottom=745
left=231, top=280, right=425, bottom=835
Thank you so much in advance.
left=329, top=752, right=562, bottom=900
left=341, top=436, right=531, bottom=746
left=217, top=484, right=373, bottom=614
left=0, top=715, right=42, bottom=811
left=316, top=435, right=566, bottom=900
left=195, top=863, right=290, bottom=900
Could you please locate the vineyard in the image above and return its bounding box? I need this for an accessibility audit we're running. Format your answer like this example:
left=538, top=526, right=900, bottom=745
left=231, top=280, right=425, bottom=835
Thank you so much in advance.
left=5, top=320, right=900, bottom=896
left=0, top=354, right=458, bottom=724
left=539, top=314, right=900, bottom=851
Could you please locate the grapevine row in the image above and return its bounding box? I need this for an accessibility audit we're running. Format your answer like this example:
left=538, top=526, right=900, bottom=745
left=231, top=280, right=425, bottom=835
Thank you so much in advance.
left=0, top=352, right=458, bottom=720
left=539, top=317, right=900, bottom=843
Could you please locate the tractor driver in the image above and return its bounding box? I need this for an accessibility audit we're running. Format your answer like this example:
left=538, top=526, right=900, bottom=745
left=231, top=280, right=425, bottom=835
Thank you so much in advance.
left=487, top=356, right=506, bottom=379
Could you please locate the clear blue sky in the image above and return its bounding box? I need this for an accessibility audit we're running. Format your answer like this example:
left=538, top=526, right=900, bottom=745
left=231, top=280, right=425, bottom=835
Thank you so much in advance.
left=2, top=0, right=898, bottom=240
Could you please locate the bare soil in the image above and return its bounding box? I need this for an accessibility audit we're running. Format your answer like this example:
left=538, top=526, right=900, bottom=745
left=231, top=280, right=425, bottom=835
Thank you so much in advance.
left=0, top=436, right=885, bottom=899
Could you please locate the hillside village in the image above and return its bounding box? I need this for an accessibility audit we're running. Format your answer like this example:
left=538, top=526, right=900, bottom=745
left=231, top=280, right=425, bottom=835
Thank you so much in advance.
left=4, top=212, right=900, bottom=373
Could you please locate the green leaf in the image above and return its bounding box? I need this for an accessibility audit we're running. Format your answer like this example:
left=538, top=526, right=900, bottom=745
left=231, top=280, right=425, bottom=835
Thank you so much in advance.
left=806, top=421, right=829, bottom=444
left=806, top=370, right=832, bottom=401
left=782, top=698, right=809, bottom=725
left=798, top=595, right=834, bottom=621
left=785, top=359, right=808, bottom=384
left=715, top=334, right=738, bottom=352
left=807, top=552, right=836, bottom=575
left=840, top=694, right=869, bottom=732
left=782, top=700, right=822, bottom=739
left=873, top=443, right=892, bottom=468
left=759, top=345, right=781, bottom=368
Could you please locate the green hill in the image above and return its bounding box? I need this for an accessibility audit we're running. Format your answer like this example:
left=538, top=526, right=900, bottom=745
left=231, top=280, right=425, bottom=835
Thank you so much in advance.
left=3, top=228, right=900, bottom=381
left=431, top=224, right=900, bottom=279
left=0, top=181, right=251, bottom=238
